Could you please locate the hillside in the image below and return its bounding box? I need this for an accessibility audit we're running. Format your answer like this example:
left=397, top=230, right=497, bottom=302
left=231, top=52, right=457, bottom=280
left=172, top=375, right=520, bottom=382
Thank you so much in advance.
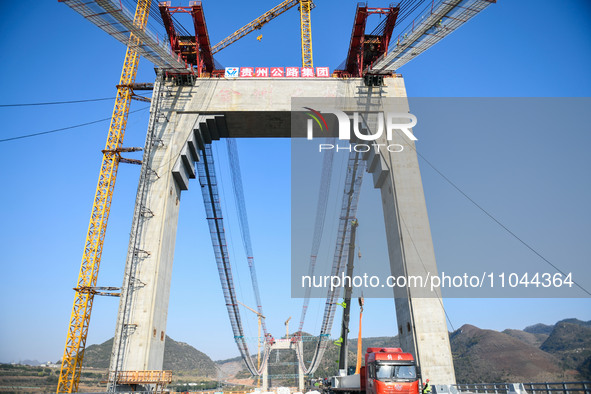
left=540, top=320, right=591, bottom=377
left=450, top=324, right=567, bottom=383
left=81, top=337, right=113, bottom=368
left=220, top=324, right=590, bottom=384
left=83, top=336, right=218, bottom=377
left=524, top=323, right=555, bottom=335
left=81, top=319, right=591, bottom=385
left=502, top=329, right=548, bottom=348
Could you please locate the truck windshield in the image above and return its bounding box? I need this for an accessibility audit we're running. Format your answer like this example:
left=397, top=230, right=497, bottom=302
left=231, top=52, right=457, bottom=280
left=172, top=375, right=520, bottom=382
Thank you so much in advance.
left=375, top=364, right=416, bottom=381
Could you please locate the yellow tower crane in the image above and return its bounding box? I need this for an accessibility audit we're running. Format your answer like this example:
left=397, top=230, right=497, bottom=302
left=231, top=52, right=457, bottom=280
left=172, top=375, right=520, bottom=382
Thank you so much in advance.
left=299, top=0, right=313, bottom=68
left=56, top=0, right=151, bottom=392
left=237, top=300, right=266, bottom=387
left=212, top=0, right=313, bottom=68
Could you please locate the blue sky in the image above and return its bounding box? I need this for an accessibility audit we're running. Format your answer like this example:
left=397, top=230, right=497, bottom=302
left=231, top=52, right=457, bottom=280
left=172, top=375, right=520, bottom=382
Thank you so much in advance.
left=0, top=0, right=590, bottom=364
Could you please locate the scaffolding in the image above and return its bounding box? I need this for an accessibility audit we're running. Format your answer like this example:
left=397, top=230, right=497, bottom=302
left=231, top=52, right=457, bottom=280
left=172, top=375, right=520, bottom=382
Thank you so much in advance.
left=107, top=72, right=165, bottom=392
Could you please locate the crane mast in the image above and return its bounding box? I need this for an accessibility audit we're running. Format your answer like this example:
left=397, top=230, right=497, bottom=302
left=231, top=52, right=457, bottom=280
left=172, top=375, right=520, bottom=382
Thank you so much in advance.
left=299, top=0, right=313, bottom=67
left=56, top=0, right=150, bottom=392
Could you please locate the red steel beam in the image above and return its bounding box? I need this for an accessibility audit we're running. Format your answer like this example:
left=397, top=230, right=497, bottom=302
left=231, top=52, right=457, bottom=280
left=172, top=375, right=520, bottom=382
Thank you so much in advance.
left=159, top=2, right=180, bottom=55
left=345, top=4, right=368, bottom=76
left=191, top=2, right=214, bottom=74
left=338, top=4, right=400, bottom=78
left=158, top=1, right=215, bottom=76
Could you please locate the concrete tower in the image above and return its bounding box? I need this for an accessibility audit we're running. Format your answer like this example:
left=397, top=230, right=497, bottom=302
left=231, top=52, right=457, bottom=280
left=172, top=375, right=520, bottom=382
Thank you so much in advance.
left=109, top=75, right=455, bottom=388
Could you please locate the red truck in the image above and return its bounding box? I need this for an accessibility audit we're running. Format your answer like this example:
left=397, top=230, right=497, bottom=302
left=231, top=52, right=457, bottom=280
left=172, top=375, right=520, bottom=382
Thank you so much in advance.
left=329, top=348, right=420, bottom=394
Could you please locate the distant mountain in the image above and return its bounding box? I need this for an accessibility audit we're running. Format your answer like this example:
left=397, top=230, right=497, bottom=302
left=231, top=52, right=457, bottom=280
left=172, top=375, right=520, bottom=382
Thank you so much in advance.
left=524, top=323, right=555, bottom=335
left=450, top=324, right=565, bottom=383
left=524, top=319, right=591, bottom=337
left=541, top=320, right=591, bottom=375
left=502, top=329, right=548, bottom=348
left=560, top=319, right=591, bottom=328
left=18, top=360, right=42, bottom=366
left=82, top=336, right=218, bottom=377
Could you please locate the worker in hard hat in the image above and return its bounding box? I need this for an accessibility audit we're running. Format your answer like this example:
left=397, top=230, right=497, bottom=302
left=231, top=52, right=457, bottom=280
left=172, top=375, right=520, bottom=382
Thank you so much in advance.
left=422, top=379, right=431, bottom=394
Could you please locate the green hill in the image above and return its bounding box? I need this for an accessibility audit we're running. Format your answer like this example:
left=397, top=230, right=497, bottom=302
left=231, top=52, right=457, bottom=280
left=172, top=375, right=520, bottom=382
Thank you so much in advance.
left=82, top=336, right=218, bottom=377
left=450, top=324, right=564, bottom=383
left=524, top=323, right=555, bottom=335
left=541, top=320, right=591, bottom=376
left=502, top=329, right=548, bottom=348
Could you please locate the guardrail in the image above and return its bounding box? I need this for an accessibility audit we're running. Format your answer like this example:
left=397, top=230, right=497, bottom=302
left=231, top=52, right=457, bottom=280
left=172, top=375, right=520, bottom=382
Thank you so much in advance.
left=454, top=383, right=524, bottom=393
left=523, top=382, right=590, bottom=394
left=453, top=381, right=591, bottom=394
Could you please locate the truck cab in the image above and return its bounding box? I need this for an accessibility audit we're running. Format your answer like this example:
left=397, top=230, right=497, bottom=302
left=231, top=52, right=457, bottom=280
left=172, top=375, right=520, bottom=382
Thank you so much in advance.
left=364, top=348, right=419, bottom=394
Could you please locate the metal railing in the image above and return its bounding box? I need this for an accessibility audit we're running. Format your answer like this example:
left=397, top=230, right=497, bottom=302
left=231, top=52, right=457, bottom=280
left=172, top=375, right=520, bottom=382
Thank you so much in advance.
left=455, top=383, right=519, bottom=393
left=523, top=382, right=591, bottom=394
left=454, top=381, right=591, bottom=394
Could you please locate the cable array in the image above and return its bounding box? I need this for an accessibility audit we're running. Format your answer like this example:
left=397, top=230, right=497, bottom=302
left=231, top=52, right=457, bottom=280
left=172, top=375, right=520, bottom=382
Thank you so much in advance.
left=296, top=149, right=366, bottom=375
left=197, top=142, right=271, bottom=376
left=226, top=139, right=268, bottom=336
left=297, top=144, right=335, bottom=333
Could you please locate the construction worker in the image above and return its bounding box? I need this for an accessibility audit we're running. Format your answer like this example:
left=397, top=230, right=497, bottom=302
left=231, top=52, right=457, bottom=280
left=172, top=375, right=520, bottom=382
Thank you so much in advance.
left=334, top=337, right=343, bottom=346
left=422, top=379, right=431, bottom=394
